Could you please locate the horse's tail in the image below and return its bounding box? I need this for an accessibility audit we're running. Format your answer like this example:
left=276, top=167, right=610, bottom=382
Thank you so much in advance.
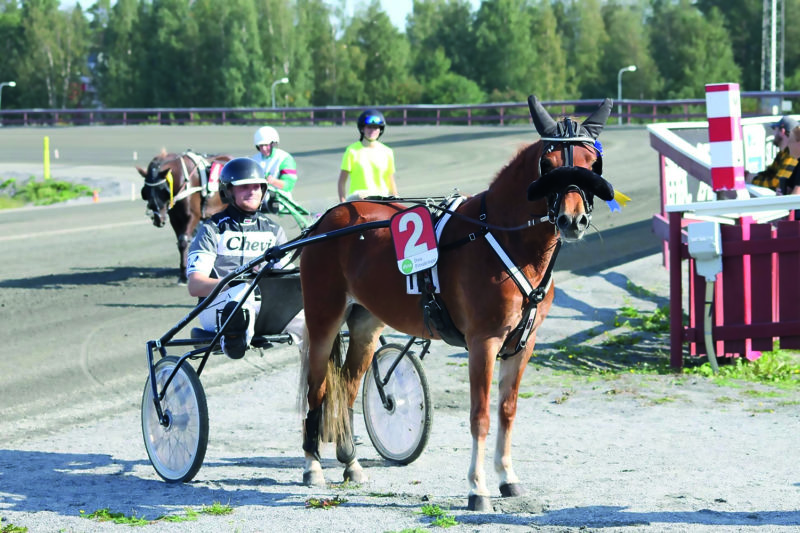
left=297, top=330, right=350, bottom=445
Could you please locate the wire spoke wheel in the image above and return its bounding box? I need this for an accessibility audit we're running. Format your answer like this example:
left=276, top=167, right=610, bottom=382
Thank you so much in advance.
left=362, top=343, right=432, bottom=464
left=141, top=356, right=209, bottom=482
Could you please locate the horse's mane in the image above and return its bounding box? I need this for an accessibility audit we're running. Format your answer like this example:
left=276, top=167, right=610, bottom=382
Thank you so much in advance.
left=490, top=140, right=543, bottom=186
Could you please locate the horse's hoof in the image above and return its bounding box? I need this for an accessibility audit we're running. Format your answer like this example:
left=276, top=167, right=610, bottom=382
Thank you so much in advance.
left=343, top=465, right=367, bottom=483
left=499, top=483, right=525, bottom=497
left=467, top=494, right=492, bottom=511
left=303, top=470, right=326, bottom=487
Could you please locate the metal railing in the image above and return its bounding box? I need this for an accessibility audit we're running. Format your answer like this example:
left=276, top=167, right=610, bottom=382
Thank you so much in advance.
left=1, top=92, right=799, bottom=127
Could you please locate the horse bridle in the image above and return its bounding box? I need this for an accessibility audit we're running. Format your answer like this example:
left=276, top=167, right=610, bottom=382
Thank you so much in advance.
left=143, top=161, right=174, bottom=217
left=538, top=131, right=600, bottom=225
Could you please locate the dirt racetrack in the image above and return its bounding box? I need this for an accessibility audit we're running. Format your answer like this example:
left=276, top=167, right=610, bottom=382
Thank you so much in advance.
left=0, top=125, right=798, bottom=532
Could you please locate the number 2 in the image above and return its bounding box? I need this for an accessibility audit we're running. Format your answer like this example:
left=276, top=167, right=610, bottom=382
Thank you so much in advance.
left=399, top=211, right=428, bottom=257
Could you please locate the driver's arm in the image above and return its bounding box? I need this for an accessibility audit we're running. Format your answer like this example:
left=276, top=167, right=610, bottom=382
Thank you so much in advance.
left=187, top=272, right=219, bottom=298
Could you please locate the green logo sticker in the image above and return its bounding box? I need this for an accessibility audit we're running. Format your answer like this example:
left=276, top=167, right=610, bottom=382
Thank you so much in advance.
left=401, top=258, right=414, bottom=274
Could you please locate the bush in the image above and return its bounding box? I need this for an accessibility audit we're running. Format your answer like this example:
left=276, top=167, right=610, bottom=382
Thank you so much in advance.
left=0, top=177, right=93, bottom=207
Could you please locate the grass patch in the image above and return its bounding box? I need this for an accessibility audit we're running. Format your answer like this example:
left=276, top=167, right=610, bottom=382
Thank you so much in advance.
left=80, top=502, right=233, bottom=525
left=200, top=502, right=233, bottom=515
left=683, top=347, right=800, bottom=387
left=80, top=509, right=149, bottom=525
left=1, top=519, right=27, bottom=533
left=418, top=504, right=458, bottom=527
left=0, top=176, right=93, bottom=207
left=305, top=496, right=347, bottom=509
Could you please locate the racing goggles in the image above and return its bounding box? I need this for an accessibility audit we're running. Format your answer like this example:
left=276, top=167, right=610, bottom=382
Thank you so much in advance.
left=364, top=115, right=384, bottom=126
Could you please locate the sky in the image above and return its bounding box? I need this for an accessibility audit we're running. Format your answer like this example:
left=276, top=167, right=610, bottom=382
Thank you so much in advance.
left=61, top=0, right=485, bottom=31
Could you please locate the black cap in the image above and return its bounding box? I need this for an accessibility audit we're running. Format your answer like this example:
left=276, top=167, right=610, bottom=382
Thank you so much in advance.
left=769, top=116, right=798, bottom=132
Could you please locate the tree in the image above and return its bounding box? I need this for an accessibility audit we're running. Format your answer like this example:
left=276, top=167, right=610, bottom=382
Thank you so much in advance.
left=472, top=0, right=537, bottom=99
left=145, top=0, right=201, bottom=107
left=406, top=0, right=484, bottom=103
left=0, top=0, right=23, bottom=109
left=528, top=0, right=569, bottom=100
left=298, top=0, right=338, bottom=105
left=16, top=0, right=90, bottom=108
left=560, top=0, right=609, bottom=99
left=649, top=0, right=741, bottom=98
left=94, top=0, right=142, bottom=107
left=600, top=0, right=662, bottom=101
left=695, top=0, right=761, bottom=91
left=342, top=0, right=416, bottom=105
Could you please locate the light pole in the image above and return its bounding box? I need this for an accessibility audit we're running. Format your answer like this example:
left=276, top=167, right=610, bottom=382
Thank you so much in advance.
left=271, top=77, right=289, bottom=108
left=0, top=80, right=17, bottom=117
left=616, top=65, right=636, bottom=125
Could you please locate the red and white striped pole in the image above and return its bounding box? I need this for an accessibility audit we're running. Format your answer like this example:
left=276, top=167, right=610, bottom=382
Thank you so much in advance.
left=705, top=83, right=745, bottom=191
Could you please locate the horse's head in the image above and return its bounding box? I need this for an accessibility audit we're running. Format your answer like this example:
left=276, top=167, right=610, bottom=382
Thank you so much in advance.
left=136, top=155, right=174, bottom=228
left=526, top=96, right=614, bottom=242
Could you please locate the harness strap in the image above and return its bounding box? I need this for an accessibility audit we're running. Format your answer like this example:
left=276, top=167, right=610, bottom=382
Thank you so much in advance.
left=440, top=192, right=490, bottom=251
left=496, top=239, right=562, bottom=358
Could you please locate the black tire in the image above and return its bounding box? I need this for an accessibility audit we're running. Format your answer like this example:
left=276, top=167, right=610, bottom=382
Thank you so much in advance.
left=362, top=343, right=432, bottom=464
left=141, top=356, right=209, bottom=483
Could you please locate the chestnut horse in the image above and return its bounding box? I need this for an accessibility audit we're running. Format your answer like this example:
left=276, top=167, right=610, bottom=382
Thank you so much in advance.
left=136, top=150, right=230, bottom=283
left=298, top=96, right=615, bottom=510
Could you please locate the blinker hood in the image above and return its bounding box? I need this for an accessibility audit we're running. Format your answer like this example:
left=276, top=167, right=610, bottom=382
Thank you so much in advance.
left=527, top=166, right=615, bottom=202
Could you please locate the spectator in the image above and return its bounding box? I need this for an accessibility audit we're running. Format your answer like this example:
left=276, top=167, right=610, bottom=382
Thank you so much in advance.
left=337, top=109, right=398, bottom=202
left=747, top=116, right=798, bottom=192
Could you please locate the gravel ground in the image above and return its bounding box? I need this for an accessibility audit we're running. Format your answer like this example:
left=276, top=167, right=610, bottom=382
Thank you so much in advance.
left=2, top=255, right=799, bottom=533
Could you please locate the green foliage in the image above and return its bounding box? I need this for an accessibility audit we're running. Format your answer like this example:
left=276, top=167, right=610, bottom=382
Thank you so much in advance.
left=79, top=508, right=149, bottom=525
left=81, top=502, right=233, bottom=525
left=0, top=177, right=92, bottom=207
left=614, top=304, right=670, bottom=333
left=0, top=517, right=28, bottom=533
left=305, top=495, right=347, bottom=509
left=417, top=504, right=458, bottom=527
left=0, top=0, right=791, bottom=110
left=200, top=501, right=234, bottom=515
left=649, top=0, right=741, bottom=98
left=684, top=347, right=800, bottom=386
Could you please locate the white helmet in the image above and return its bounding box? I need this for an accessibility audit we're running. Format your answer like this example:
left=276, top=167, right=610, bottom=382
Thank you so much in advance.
left=254, top=126, right=279, bottom=147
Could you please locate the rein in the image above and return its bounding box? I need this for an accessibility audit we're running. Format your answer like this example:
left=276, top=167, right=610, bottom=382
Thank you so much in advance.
left=358, top=195, right=552, bottom=234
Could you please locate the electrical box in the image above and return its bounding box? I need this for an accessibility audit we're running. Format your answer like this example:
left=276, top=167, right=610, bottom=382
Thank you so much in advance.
left=688, top=221, right=723, bottom=281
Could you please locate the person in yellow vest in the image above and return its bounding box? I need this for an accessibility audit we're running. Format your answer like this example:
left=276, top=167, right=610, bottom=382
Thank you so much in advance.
left=337, top=109, right=398, bottom=202
left=747, top=116, right=798, bottom=192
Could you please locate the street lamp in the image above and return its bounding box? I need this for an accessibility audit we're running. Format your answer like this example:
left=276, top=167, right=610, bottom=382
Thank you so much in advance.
left=616, top=65, right=636, bottom=125
left=0, top=80, right=17, bottom=116
left=271, top=77, right=289, bottom=108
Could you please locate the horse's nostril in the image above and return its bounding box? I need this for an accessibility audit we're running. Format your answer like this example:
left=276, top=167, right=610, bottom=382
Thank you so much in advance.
left=556, top=214, right=571, bottom=230
left=576, top=214, right=589, bottom=230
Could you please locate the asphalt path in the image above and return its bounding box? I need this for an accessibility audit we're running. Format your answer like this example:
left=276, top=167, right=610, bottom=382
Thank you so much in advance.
left=0, top=124, right=659, bottom=447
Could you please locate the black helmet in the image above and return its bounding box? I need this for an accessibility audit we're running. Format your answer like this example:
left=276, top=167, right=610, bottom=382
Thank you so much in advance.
left=357, top=109, right=386, bottom=140
left=219, top=157, right=267, bottom=204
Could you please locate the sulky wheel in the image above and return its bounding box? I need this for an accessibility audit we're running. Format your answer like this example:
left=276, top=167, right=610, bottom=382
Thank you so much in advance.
left=362, top=343, right=432, bottom=464
left=141, top=356, right=209, bottom=482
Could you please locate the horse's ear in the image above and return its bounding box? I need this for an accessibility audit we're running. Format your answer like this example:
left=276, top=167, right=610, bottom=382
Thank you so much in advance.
left=528, top=95, right=559, bottom=138
left=581, top=98, right=613, bottom=139
left=136, top=166, right=147, bottom=178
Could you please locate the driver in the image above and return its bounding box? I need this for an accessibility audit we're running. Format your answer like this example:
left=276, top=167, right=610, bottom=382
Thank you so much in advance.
left=186, top=157, right=304, bottom=359
left=252, top=125, right=298, bottom=203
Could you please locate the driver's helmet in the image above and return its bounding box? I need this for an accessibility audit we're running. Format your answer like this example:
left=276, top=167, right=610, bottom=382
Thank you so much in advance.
left=357, top=109, right=386, bottom=140
left=253, top=126, right=280, bottom=148
left=219, top=157, right=267, bottom=204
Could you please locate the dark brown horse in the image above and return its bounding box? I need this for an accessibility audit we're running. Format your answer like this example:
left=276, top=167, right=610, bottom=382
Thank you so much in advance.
left=136, top=150, right=231, bottom=283
left=297, top=96, right=615, bottom=510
